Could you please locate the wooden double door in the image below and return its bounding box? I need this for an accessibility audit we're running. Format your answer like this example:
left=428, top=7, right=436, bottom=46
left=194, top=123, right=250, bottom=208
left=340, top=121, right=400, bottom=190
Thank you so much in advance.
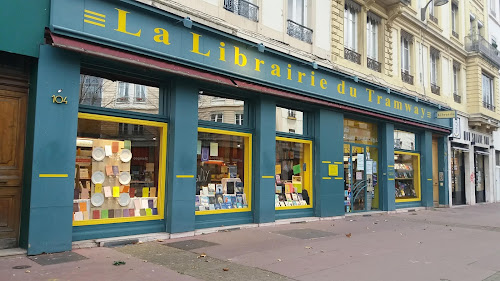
left=0, top=87, right=27, bottom=249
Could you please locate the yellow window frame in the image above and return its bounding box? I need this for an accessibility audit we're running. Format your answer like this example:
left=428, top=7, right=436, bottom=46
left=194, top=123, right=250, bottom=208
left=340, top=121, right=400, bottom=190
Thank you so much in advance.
left=195, top=127, right=252, bottom=215
left=73, top=112, right=168, bottom=226
left=394, top=150, right=421, bottom=203
left=275, top=136, right=313, bottom=210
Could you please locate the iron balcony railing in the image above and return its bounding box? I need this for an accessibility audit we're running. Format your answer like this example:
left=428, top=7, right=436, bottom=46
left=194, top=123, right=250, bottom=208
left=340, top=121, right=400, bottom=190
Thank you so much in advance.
left=465, top=34, right=500, bottom=67
left=483, top=101, right=496, bottom=111
left=287, top=20, right=313, bottom=44
left=401, top=70, right=414, bottom=85
left=344, top=48, right=361, bottom=64
left=223, top=0, right=259, bottom=22
left=367, top=57, right=381, bottom=72
left=431, top=83, right=440, bottom=95
left=452, top=30, right=459, bottom=39
left=429, top=14, right=438, bottom=24
left=453, top=93, right=461, bottom=103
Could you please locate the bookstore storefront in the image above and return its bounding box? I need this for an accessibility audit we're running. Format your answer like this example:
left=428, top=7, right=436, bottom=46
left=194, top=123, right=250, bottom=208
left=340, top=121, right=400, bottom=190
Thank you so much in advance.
left=22, top=0, right=451, bottom=255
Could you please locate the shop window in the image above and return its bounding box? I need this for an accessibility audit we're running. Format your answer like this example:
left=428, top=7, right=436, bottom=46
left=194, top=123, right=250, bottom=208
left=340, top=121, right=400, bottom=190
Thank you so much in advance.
left=73, top=113, right=167, bottom=225
left=343, top=119, right=378, bottom=145
left=79, top=74, right=160, bottom=115
left=496, top=151, right=500, bottom=166
left=394, top=130, right=415, bottom=150
left=394, top=152, right=421, bottom=202
left=196, top=128, right=252, bottom=214
left=198, top=93, right=245, bottom=125
left=275, top=137, right=313, bottom=209
left=276, top=106, right=303, bottom=134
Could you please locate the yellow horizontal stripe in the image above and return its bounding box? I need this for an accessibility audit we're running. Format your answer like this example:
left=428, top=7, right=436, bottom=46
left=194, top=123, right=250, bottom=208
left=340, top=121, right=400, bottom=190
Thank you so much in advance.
left=84, top=14, right=105, bottom=22
left=39, top=174, right=68, bottom=178
left=322, top=161, right=331, bottom=164
left=334, top=162, right=343, bottom=164
left=322, top=177, right=331, bottom=180
left=262, top=176, right=274, bottom=179
left=388, top=165, right=394, bottom=167
left=427, top=179, right=433, bottom=181
left=176, top=175, right=194, bottom=178
left=84, top=9, right=106, bottom=18
left=334, top=177, right=343, bottom=180
left=388, top=178, right=394, bottom=181
left=84, top=19, right=105, bottom=27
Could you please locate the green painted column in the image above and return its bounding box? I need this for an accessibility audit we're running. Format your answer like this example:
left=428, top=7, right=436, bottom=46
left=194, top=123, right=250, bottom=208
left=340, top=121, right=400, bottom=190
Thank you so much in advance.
left=253, top=96, right=276, bottom=223
left=420, top=131, right=434, bottom=207
left=166, top=79, right=199, bottom=233
left=25, top=45, right=80, bottom=255
left=438, top=136, right=449, bottom=205
left=379, top=123, right=395, bottom=211
left=314, top=109, right=344, bottom=217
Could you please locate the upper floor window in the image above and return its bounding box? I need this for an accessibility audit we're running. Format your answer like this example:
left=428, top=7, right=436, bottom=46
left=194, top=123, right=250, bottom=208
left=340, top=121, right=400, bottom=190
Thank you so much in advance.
left=430, top=47, right=440, bottom=95
left=211, top=113, right=223, bottom=123
left=198, top=93, right=245, bottom=125
left=401, top=30, right=414, bottom=85
left=366, top=12, right=381, bottom=72
left=453, top=61, right=461, bottom=103
left=344, top=0, right=361, bottom=64
left=491, top=0, right=497, bottom=16
left=451, top=2, right=458, bottom=38
left=223, top=0, right=259, bottom=22
left=134, top=85, right=147, bottom=103
left=277, top=106, right=304, bottom=135
left=235, top=113, right=243, bottom=125
left=80, top=75, right=103, bottom=106
left=482, top=73, right=495, bottom=111
left=117, top=82, right=130, bottom=103
left=428, top=3, right=438, bottom=24
left=287, top=0, right=313, bottom=43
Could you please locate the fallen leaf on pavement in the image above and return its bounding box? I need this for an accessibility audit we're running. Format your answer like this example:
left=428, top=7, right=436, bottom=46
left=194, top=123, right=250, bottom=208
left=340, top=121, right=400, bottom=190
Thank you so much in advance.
left=25, top=270, right=30, bottom=273
left=305, top=246, right=312, bottom=249
left=345, top=233, right=352, bottom=238
left=113, top=261, right=126, bottom=266
left=223, top=268, right=229, bottom=271
left=277, top=258, right=282, bottom=262
left=198, top=253, right=207, bottom=258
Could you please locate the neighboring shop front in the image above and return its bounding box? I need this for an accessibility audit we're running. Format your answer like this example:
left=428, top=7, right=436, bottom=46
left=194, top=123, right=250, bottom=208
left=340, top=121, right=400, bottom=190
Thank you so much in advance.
left=20, top=0, right=451, bottom=254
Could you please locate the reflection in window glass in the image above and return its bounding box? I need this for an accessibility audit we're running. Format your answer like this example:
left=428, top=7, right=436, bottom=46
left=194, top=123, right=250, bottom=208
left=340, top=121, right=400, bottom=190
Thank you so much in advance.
left=198, top=94, right=245, bottom=125
left=74, top=116, right=164, bottom=223
left=276, top=107, right=303, bottom=134
left=343, top=119, right=378, bottom=145
left=196, top=130, right=251, bottom=212
left=79, top=74, right=159, bottom=114
left=275, top=139, right=312, bottom=208
left=394, top=152, right=420, bottom=200
left=394, top=130, right=416, bottom=150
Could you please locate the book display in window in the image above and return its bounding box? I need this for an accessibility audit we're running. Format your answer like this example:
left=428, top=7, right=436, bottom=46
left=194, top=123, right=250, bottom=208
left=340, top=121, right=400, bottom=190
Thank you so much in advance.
left=394, top=162, right=416, bottom=198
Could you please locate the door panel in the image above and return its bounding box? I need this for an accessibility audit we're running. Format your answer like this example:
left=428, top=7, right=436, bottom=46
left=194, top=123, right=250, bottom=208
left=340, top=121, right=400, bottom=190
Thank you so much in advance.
left=432, top=139, right=439, bottom=206
left=0, top=89, right=27, bottom=248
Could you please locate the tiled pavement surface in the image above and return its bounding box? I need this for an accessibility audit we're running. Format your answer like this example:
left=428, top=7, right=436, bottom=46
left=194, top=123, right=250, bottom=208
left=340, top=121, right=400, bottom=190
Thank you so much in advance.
left=3, top=203, right=500, bottom=281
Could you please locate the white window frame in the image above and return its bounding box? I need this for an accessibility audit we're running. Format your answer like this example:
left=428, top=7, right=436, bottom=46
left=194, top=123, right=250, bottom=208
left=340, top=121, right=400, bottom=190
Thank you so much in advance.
left=235, top=113, right=243, bottom=125
left=288, top=0, right=308, bottom=26
left=401, top=37, right=411, bottom=74
left=134, top=84, right=147, bottom=103
left=344, top=6, right=357, bottom=51
left=430, top=53, right=438, bottom=85
left=451, top=3, right=458, bottom=33
left=211, top=113, right=224, bottom=123
left=482, top=73, right=494, bottom=107
left=367, top=18, right=378, bottom=60
left=453, top=65, right=459, bottom=95
left=117, top=81, right=130, bottom=103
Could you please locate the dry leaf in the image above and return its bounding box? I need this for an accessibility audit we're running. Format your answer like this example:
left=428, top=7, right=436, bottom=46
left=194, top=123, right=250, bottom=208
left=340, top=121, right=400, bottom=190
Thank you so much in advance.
left=277, top=258, right=282, bottom=262
left=198, top=253, right=207, bottom=258
left=223, top=268, right=229, bottom=271
left=345, top=233, right=352, bottom=238
left=305, top=246, right=312, bottom=249
left=25, top=270, right=30, bottom=273
left=157, top=239, right=164, bottom=242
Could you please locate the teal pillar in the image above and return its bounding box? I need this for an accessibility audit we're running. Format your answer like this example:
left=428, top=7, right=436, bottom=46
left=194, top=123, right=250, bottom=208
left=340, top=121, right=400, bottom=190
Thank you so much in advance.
left=253, top=97, right=276, bottom=223
left=26, top=45, right=80, bottom=255
left=379, top=123, right=395, bottom=211
left=420, top=131, right=433, bottom=207
left=438, top=136, right=449, bottom=205
left=166, top=79, right=198, bottom=233
left=314, top=109, right=344, bottom=217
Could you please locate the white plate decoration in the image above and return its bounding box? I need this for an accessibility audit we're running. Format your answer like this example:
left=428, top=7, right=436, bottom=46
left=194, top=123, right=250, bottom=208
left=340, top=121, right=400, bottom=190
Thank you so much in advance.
left=92, top=147, right=106, bottom=161
left=118, top=193, right=131, bottom=207
left=91, top=193, right=104, bottom=207
left=120, top=149, right=132, bottom=162
left=118, top=171, right=131, bottom=185
left=91, top=171, right=105, bottom=184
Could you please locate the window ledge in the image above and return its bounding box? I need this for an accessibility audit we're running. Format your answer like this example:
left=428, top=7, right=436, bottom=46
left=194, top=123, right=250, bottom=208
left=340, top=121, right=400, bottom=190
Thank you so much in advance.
left=450, top=34, right=463, bottom=46
left=427, top=19, right=443, bottom=33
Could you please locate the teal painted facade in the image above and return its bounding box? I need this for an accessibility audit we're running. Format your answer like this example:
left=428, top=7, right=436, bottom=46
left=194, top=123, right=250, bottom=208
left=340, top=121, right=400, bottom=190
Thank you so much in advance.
left=10, top=0, right=454, bottom=255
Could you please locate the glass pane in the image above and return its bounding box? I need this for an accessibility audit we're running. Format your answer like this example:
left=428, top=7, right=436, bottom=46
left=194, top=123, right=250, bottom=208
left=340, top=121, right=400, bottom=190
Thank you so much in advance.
left=394, top=130, right=416, bottom=150
left=395, top=153, right=420, bottom=199
left=276, top=106, right=304, bottom=134
left=196, top=131, right=249, bottom=211
left=74, top=117, right=163, bottom=222
left=366, top=147, right=379, bottom=210
left=344, top=144, right=351, bottom=212
left=79, top=74, right=160, bottom=114
left=275, top=140, right=312, bottom=208
left=198, top=94, right=245, bottom=125
left=343, top=119, right=378, bottom=145
left=351, top=146, right=365, bottom=211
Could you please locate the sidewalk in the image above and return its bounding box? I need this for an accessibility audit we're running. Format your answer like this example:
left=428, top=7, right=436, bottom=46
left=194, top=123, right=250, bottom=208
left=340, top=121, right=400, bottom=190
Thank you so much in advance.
left=3, top=204, right=500, bottom=281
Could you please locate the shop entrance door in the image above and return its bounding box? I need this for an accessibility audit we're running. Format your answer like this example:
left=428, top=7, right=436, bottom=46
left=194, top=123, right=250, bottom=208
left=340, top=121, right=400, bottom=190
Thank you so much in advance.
left=475, top=153, right=486, bottom=203
left=0, top=89, right=27, bottom=249
left=344, top=144, right=378, bottom=212
left=432, top=138, right=439, bottom=206
left=451, top=149, right=466, bottom=205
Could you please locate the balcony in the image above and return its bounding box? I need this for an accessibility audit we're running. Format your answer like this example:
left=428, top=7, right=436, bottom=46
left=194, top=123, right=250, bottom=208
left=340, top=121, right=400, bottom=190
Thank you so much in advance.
left=465, top=34, right=500, bottom=68
left=344, top=48, right=361, bottom=64
left=367, top=57, right=382, bottom=72
left=452, top=31, right=459, bottom=39
left=401, top=70, right=414, bottom=85
left=431, top=83, right=440, bottom=95
left=429, top=14, right=438, bottom=25
left=224, top=0, right=259, bottom=22
left=453, top=93, right=461, bottom=103
left=483, top=101, right=496, bottom=111
left=287, top=20, right=313, bottom=44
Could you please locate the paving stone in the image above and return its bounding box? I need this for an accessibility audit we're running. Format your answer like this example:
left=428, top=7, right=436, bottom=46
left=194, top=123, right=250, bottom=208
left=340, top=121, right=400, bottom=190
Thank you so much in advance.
left=273, top=228, right=336, bottom=239
left=166, top=239, right=220, bottom=251
left=28, top=251, right=87, bottom=266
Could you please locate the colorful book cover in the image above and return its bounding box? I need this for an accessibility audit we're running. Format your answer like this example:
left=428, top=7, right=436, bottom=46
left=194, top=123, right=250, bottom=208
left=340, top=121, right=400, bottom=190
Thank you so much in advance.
left=298, top=194, right=304, bottom=201
left=208, top=184, right=216, bottom=195
left=292, top=193, right=298, bottom=201
left=152, top=208, right=158, bottom=215
left=293, top=183, right=302, bottom=193
left=209, top=204, right=215, bottom=210
left=285, top=193, right=292, bottom=201
left=223, top=195, right=231, bottom=203
left=236, top=202, right=243, bottom=208
left=92, top=210, right=100, bottom=219
left=200, top=196, right=209, bottom=206
left=123, top=209, right=129, bottom=217
left=235, top=182, right=244, bottom=194
left=101, top=209, right=109, bottom=219
left=215, top=194, right=224, bottom=204
left=129, top=209, right=135, bottom=217
left=214, top=204, right=221, bottom=210
left=275, top=185, right=283, bottom=193
left=209, top=196, right=216, bottom=204
left=216, top=184, right=223, bottom=194
left=195, top=196, right=200, bottom=206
